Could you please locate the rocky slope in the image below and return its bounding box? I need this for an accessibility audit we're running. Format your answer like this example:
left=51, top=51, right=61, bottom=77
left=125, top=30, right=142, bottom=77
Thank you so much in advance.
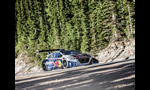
left=15, top=51, right=42, bottom=75
left=95, top=38, right=135, bottom=63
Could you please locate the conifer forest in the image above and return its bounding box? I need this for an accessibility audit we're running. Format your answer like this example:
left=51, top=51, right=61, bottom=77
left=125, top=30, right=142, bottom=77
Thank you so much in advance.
left=15, top=0, right=135, bottom=65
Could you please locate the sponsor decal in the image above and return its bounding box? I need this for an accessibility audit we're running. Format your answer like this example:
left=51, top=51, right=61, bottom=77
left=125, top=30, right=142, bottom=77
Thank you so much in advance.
left=54, top=60, right=62, bottom=67
left=57, top=60, right=62, bottom=67
left=54, top=60, right=59, bottom=66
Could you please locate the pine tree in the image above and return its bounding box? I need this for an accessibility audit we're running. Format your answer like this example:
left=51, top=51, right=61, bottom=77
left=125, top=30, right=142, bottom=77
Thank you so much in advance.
left=95, top=0, right=104, bottom=49
left=44, top=0, right=53, bottom=49
left=115, top=0, right=131, bottom=40
left=80, top=1, right=90, bottom=53
left=15, top=0, right=21, bottom=55
left=64, top=22, right=72, bottom=50
left=17, top=0, right=26, bottom=50
left=71, top=0, right=82, bottom=51
left=128, top=0, right=135, bottom=37
left=59, top=0, right=66, bottom=49
left=99, top=0, right=114, bottom=47
left=88, top=0, right=98, bottom=52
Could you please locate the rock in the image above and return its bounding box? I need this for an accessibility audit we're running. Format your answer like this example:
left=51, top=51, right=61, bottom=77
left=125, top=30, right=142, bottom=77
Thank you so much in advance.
left=15, top=52, right=42, bottom=75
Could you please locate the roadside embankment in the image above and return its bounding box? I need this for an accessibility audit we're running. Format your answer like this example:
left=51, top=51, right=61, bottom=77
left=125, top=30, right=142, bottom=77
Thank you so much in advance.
left=95, top=38, right=135, bottom=63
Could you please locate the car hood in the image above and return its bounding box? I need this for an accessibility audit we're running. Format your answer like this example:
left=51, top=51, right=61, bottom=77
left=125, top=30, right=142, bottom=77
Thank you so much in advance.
left=64, top=53, right=91, bottom=60
left=73, top=53, right=91, bottom=59
left=64, top=55, right=76, bottom=60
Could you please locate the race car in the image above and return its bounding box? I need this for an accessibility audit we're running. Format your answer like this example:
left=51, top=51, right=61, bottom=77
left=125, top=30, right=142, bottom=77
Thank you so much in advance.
left=36, top=49, right=96, bottom=71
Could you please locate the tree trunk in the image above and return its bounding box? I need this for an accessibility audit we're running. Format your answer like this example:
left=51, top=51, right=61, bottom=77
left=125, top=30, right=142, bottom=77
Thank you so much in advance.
left=128, top=4, right=133, bottom=37
left=112, top=11, right=117, bottom=41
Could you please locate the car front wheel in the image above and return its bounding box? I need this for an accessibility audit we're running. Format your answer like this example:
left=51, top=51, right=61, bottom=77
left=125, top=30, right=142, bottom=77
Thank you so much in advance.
left=62, top=60, right=68, bottom=68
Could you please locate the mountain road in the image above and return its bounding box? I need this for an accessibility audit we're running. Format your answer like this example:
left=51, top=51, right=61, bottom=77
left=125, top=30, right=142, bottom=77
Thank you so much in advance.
left=15, top=59, right=135, bottom=90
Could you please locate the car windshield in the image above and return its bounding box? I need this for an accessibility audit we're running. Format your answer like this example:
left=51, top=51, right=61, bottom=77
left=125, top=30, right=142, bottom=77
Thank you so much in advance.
left=62, top=50, right=81, bottom=55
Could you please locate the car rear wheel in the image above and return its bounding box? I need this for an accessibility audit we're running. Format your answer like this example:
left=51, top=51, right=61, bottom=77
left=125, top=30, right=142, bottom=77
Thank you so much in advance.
left=42, top=63, right=50, bottom=71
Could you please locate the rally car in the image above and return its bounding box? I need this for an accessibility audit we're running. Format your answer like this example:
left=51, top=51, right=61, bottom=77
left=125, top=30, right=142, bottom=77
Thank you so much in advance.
left=36, top=49, right=96, bottom=71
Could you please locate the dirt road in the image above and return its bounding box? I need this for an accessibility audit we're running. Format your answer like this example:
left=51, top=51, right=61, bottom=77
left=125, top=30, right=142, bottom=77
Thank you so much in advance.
left=15, top=59, right=135, bottom=90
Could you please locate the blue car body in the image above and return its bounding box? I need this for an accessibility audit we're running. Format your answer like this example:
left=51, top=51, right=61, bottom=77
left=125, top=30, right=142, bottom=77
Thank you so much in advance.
left=38, top=49, right=94, bottom=71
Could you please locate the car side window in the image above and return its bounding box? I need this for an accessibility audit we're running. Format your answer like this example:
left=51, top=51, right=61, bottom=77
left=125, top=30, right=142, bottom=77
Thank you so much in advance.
left=48, top=53, right=54, bottom=58
left=55, top=53, right=62, bottom=58
left=51, top=53, right=55, bottom=58
left=48, top=53, right=53, bottom=58
left=47, top=54, right=51, bottom=58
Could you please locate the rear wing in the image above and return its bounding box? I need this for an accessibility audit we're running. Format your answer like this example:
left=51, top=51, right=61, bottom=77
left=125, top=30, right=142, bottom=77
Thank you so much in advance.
left=36, top=48, right=64, bottom=55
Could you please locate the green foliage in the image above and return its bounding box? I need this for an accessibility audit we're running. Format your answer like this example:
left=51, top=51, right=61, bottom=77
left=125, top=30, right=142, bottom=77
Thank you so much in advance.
left=15, top=0, right=135, bottom=67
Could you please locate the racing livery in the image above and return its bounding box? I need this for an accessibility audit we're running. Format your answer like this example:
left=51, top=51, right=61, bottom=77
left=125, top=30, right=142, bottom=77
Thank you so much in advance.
left=36, top=49, right=95, bottom=71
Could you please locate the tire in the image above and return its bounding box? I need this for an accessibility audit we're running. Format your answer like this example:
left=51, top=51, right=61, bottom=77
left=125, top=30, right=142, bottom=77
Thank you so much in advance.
left=42, top=63, right=52, bottom=71
left=62, top=60, right=68, bottom=68
left=42, top=63, right=47, bottom=71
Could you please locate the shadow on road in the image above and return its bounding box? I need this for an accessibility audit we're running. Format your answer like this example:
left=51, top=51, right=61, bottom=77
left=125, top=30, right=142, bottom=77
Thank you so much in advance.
left=15, top=59, right=135, bottom=90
